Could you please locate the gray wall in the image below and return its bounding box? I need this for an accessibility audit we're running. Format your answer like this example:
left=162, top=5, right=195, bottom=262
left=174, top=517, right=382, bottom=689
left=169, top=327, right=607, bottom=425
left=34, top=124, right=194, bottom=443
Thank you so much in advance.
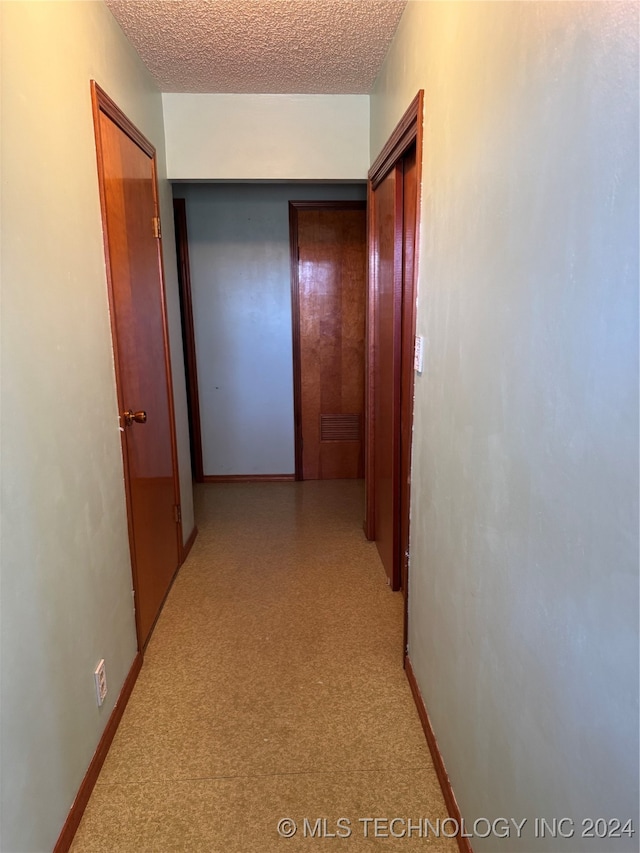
left=372, top=2, right=638, bottom=850
left=176, top=183, right=366, bottom=476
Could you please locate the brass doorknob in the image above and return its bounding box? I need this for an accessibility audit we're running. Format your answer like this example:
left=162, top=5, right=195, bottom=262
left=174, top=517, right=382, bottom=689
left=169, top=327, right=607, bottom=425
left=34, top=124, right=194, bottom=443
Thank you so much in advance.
left=122, top=410, right=147, bottom=427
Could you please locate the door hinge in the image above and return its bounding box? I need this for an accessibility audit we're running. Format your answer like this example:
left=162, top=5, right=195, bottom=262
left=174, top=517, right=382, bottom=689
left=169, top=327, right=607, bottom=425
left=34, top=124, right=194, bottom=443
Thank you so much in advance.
left=173, top=504, right=181, bottom=524
left=152, top=216, right=161, bottom=239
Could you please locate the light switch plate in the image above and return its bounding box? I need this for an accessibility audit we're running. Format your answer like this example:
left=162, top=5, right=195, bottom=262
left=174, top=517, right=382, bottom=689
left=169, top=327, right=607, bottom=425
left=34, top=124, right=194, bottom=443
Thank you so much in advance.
left=414, top=335, right=424, bottom=374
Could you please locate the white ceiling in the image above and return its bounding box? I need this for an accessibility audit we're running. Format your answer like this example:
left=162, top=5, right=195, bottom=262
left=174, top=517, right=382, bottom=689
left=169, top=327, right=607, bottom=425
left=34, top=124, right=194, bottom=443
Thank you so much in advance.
left=105, top=0, right=407, bottom=94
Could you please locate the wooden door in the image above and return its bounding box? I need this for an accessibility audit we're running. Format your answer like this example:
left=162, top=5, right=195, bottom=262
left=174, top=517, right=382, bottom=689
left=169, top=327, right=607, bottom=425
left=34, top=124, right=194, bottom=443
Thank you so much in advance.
left=372, top=168, right=403, bottom=586
left=91, top=83, right=182, bottom=649
left=366, top=93, right=423, bottom=598
left=290, top=202, right=367, bottom=480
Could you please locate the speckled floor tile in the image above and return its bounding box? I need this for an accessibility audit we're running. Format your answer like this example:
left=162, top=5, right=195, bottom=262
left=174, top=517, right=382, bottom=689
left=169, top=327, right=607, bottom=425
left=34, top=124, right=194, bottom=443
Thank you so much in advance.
left=70, top=482, right=454, bottom=852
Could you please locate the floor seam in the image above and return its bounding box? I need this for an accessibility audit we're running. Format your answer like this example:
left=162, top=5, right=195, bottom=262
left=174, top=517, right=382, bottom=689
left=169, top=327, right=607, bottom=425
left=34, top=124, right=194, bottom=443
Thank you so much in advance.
left=95, top=766, right=432, bottom=786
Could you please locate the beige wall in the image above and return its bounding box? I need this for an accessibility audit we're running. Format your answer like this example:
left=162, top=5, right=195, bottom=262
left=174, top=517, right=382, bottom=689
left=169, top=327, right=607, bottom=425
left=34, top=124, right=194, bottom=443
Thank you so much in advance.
left=163, top=93, right=369, bottom=180
left=0, top=2, right=192, bottom=850
left=372, top=2, right=638, bottom=849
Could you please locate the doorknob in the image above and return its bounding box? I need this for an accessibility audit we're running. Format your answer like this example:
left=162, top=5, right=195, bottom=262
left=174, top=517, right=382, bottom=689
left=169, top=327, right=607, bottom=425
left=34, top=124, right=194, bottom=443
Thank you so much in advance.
left=122, top=410, right=147, bottom=427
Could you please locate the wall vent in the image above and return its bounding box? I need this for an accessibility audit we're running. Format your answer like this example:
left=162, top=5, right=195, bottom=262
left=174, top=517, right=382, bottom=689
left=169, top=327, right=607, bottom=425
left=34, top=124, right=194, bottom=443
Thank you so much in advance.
left=320, top=413, right=361, bottom=442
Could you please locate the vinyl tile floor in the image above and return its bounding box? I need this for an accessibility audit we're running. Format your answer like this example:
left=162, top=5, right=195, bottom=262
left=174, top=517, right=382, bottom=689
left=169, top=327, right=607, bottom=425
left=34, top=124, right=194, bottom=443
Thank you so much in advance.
left=71, top=481, right=455, bottom=852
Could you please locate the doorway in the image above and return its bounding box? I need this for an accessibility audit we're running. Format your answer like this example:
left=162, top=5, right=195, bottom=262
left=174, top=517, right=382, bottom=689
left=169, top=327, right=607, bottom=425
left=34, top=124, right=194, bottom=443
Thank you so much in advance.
left=168, top=184, right=366, bottom=482
left=173, top=197, right=204, bottom=484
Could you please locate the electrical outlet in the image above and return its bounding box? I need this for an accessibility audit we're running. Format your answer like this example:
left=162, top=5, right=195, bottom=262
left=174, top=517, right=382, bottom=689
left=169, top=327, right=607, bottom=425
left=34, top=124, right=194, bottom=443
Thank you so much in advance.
left=94, top=659, right=107, bottom=707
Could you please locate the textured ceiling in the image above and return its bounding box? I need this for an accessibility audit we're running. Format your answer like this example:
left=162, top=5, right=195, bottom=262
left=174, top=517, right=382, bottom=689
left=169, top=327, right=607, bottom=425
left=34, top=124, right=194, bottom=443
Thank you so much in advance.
left=105, top=0, right=407, bottom=94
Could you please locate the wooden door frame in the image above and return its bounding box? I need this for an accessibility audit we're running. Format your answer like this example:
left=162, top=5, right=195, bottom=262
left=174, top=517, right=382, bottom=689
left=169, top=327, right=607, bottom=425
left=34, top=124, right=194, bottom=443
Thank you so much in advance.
left=90, top=81, right=183, bottom=650
left=173, top=198, right=204, bottom=483
left=399, top=145, right=419, bottom=601
left=365, top=92, right=424, bottom=609
left=288, top=200, right=367, bottom=481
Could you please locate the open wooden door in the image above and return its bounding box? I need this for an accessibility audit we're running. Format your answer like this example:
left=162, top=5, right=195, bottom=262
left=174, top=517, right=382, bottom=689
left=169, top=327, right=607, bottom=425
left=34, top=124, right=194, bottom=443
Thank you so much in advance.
left=91, top=82, right=182, bottom=649
left=290, top=202, right=367, bottom=480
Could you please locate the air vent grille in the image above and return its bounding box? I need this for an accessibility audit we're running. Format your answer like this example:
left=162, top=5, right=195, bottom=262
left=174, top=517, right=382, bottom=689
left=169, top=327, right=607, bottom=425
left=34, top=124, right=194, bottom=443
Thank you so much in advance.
left=320, top=413, right=361, bottom=442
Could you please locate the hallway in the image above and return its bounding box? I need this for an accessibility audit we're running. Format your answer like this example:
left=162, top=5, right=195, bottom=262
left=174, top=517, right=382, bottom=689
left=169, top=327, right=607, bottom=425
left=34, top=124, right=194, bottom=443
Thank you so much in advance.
left=71, top=481, right=454, bottom=851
